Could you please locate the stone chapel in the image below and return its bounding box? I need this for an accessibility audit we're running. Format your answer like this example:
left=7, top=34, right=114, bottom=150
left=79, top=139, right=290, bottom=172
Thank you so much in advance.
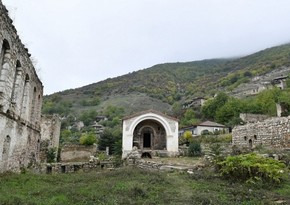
left=122, top=110, right=179, bottom=159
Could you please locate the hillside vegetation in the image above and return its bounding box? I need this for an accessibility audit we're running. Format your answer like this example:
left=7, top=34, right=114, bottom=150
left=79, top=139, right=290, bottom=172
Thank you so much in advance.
left=42, top=43, right=290, bottom=145
left=43, top=43, right=290, bottom=117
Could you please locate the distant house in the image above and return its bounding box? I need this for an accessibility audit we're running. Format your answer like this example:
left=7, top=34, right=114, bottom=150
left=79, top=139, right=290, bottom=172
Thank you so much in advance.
left=182, top=97, right=206, bottom=109
left=179, top=121, right=228, bottom=137
left=95, top=116, right=108, bottom=122
left=271, top=75, right=288, bottom=90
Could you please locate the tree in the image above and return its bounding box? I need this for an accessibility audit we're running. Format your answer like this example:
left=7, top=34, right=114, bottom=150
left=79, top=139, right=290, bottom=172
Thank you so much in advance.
left=202, top=92, right=229, bottom=120
left=180, top=109, right=200, bottom=127
left=98, top=127, right=122, bottom=155
left=215, top=98, right=243, bottom=126
left=79, top=109, right=98, bottom=126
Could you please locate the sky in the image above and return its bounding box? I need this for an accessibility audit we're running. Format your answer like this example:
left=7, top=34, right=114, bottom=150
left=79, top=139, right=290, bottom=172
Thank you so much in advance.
left=2, top=0, right=290, bottom=95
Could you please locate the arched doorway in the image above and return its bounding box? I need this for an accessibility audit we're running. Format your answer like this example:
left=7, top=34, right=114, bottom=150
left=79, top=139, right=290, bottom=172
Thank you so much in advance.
left=133, top=119, right=166, bottom=150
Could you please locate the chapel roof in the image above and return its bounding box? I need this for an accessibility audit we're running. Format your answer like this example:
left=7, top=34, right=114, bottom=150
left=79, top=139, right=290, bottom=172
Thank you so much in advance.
left=122, top=109, right=178, bottom=122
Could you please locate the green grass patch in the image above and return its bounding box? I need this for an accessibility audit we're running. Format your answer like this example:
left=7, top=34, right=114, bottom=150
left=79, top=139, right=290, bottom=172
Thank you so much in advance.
left=0, top=167, right=289, bottom=204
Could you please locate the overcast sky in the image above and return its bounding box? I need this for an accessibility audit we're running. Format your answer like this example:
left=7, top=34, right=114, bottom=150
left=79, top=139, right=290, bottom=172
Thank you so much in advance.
left=2, top=0, right=290, bottom=95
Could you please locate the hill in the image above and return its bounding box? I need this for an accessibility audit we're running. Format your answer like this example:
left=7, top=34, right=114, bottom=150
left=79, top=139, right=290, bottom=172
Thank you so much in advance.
left=43, top=43, right=290, bottom=117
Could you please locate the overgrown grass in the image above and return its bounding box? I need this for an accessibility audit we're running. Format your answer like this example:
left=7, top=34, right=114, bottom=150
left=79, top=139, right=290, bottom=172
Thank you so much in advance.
left=0, top=167, right=289, bottom=205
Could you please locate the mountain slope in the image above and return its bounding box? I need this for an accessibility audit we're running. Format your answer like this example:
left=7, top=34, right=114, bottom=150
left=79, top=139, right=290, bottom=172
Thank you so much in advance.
left=43, top=43, right=290, bottom=117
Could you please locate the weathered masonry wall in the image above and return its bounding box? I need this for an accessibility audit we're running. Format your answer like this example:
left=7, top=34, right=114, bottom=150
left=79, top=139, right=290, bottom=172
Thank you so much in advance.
left=60, top=145, right=96, bottom=162
left=40, top=115, right=61, bottom=162
left=0, top=1, right=43, bottom=172
left=232, top=116, right=290, bottom=148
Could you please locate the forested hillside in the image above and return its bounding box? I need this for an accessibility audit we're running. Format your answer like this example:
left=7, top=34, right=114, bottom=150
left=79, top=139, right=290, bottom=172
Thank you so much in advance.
left=43, top=43, right=290, bottom=116
left=42, top=43, right=290, bottom=146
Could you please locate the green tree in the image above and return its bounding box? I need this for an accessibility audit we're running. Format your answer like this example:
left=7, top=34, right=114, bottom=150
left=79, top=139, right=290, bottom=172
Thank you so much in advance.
left=215, top=98, right=244, bottom=126
left=79, top=109, right=98, bottom=126
left=180, top=109, right=200, bottom=127
left=79, top=132, right=96, bottom=145
left=98, top=127, right=122, bottom=155
left=202, top=92, right=229, bottom=120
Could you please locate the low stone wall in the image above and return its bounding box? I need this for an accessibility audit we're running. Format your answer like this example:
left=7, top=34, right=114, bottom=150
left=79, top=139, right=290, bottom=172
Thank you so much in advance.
left=60, top=145, right=96, bottom=162
left=233, top=116, right=290, bottom=148
left=129, top=159, right=205, bottom=173
left=42, top=161, right=114, bottom=174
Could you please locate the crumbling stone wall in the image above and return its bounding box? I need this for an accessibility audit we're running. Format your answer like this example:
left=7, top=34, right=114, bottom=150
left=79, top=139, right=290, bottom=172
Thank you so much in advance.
left=232, top=116, right=290, bottom=148
left=239, top=113, right=269, bottom=124
left=60, top=145, right=96, bottom=162
left=0, top=1, right=43, bottom=172
left=40, top=115, right=61, bottom=162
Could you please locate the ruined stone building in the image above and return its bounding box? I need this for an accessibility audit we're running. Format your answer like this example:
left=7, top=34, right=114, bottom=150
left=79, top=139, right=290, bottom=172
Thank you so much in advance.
left=122, top=110, right=179, bottom=159
left=0, top=1, right=43, bottom=172
left=233, top=116, right=290, bottom=149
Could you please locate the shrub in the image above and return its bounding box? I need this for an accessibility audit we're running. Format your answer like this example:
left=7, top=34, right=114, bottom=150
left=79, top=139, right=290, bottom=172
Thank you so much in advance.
left=79, top=132, right=96, bottom=145
left=47, top=147, right=57, bottom=163
left=188, top=141, right=202, bottom=157
left=218, top=153, right=288, bottom=184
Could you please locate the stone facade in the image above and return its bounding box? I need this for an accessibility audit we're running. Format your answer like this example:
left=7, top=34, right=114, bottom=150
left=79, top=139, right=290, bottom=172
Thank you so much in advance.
left=122, top=110, right=179, bottom=159
left=232, top=116, right=290, bottom=148
left=0, top=1, right=43, bottom=172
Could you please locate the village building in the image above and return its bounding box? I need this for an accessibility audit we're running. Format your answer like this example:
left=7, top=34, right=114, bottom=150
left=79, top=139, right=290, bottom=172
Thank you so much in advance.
left=182, top=97, right=205, bottom=109
left=271, top=75, right=288, bottom=90
left=179, top=120, right=228, bottom=137
left=122, top=110, right=179, bottom=159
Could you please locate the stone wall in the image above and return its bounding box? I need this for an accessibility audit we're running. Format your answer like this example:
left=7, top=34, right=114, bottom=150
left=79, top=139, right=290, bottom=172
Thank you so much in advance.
left=0, top=1, right=43, bottom=172
left=60, top=145, right=96, bottom=162
left=232, top=116, right=290, bottom=148
left=239, top=113, right=269, bottom=124
left=40, top=115, right=61, bottom=162
left=42, top=161, right=114, bottom=174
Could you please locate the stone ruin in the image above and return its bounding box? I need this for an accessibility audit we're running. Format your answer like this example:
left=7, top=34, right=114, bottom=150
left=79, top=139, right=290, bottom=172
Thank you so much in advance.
left=233, top=116, right=290, bottom=149
left=0, top=1, right=60, bottom=173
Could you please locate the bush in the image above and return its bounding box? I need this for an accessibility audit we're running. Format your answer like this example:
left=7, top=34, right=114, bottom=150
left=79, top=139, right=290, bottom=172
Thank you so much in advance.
left=188, top=141, right=202, bottom=157
left=218, top=153, right=288, bottom=184
left=46, top=148, right=57, bottom=163
left=79, top=132, right=96, bottom=145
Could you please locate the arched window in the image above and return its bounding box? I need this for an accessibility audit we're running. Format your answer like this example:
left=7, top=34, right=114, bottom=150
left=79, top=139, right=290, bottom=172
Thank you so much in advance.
left=20, top=74, right=30, bottom=119
left=30, top=87, right=37, bottom=122
left=11, top=60, right=21, bottom=103
left=2, top=135, right=11, bottom=161
left=0, top=40, right=10, bottom=73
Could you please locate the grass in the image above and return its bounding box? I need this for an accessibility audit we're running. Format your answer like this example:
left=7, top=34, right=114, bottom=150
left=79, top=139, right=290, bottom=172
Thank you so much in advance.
left=0, top=167, right=290, bottom=205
